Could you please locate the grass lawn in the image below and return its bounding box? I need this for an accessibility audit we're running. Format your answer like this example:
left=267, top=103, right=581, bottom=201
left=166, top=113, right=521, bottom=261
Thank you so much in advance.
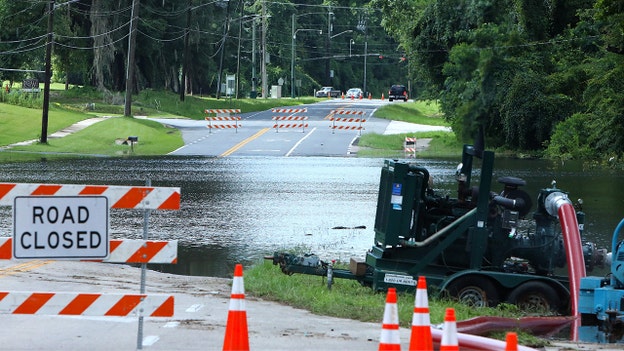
left=8, top=116, right=182, bottom=156
left=0, top=103, right=88, bottom=145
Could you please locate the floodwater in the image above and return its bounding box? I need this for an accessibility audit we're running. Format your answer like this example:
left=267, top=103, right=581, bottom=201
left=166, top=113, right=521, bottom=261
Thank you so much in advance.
left=0, top=156, right=622, bottom=277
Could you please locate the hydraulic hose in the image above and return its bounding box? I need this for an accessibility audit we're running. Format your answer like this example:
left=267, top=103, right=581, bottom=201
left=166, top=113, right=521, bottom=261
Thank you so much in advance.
left=544, top=191, right=585, bottom=341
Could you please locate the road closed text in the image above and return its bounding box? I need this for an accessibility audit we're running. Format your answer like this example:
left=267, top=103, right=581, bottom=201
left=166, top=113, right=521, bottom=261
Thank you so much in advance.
left=13, top=196, right=109, bottom=259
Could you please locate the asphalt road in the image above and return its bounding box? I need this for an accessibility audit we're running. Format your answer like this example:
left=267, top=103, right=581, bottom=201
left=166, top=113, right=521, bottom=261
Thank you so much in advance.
left=155, top=99, right=392, bottom=157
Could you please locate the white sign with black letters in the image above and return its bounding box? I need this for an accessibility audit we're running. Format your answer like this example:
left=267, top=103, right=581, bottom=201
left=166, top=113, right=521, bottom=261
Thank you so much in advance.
left=13, top=196, right=109, bottom=259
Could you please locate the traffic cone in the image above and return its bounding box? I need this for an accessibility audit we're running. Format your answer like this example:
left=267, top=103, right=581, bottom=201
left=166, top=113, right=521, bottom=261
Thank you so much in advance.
left=381, top=93, right=385, bottom=100
left=342, top=92, right=345, bottom=99
left=505, top=332, right=518, bottom=351
left=439, top=308, right=458, bottom=351
left=408, top=277, right=433, bottom=351
left=379, top=287, right=401, bottom=351
left=368, top=92, right=372, bottom=100
left=222, top=264, right=249, bottom=351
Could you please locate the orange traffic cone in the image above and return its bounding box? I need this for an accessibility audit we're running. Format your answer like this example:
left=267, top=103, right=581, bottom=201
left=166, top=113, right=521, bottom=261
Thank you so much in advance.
left=408, top=277, right=433, bottom=351
left=222, top=264, right=249, bottom=351
left=379, top=287, right=401, bottom=351
left=381, top=93, right=385, bottom=100
left=439, top=308, right=458, bottom=351
left=505, top=332, right=518, bottom=351
left=368, top=92, right=372, bottom=100
left=342, top=92, right=345, bottom=99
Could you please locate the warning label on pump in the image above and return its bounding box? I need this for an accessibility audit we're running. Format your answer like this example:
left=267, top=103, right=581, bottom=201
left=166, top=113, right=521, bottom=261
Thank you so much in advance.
left=13, top=196, right=109, bottom=259
left=383, top=273, right=416, bottom=286
left=391, top=183, right=403, bottom=210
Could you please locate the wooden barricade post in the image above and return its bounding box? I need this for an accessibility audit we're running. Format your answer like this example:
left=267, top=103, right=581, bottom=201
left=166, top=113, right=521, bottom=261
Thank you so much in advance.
left=205, top=109, right=242, bottom=133
left=0, top=182, right=181, bottom=349
left=328, top=110, right=367, bottom=135
left=271, top=108, right=308, bottom=133
left=404, top=137, right=417, bottom=158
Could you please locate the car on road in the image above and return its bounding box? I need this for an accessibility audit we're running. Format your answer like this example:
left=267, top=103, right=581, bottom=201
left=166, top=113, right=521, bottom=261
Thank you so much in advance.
left=388, top=84, right=408, bottom=102
left=315, top=86, right=341, bottom=98
left=345, top=88, right=363, bottom=99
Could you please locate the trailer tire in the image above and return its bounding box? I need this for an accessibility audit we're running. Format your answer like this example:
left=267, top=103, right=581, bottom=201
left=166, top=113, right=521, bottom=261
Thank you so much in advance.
left=508, top=281, right=560, bottom=313
left=446, top=276, right=500, bottom=308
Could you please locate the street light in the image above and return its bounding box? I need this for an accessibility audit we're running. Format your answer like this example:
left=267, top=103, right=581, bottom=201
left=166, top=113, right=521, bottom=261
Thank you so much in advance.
left=290, top=13, right=323, bottom=98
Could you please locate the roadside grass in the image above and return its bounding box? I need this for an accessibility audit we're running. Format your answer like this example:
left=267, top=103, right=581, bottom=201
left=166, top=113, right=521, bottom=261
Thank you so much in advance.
left=245, top=260, right=547, bottom=347
left=358, top=100, right=463, bottom=158
left=8, top=116, right=182, bottom=156
left=0, top=103, right=87, bottom=145
left=374, top=100, right=446, bottom=125
left=52, top=86, right=317, bottom=120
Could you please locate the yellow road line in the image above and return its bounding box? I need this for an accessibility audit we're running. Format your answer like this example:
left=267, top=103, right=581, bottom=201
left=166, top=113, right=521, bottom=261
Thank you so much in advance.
left=0, top=260, right=53, bottom=278
left=220, top=128, right=270, bottom=157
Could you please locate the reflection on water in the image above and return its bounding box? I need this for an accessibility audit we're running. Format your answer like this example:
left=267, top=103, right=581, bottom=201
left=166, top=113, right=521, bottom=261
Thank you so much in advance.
left=0, top=156, right=622, bottom=277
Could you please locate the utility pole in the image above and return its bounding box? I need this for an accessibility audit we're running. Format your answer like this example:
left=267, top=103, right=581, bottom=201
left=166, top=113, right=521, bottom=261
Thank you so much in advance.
left=124, top=0, right=140, bottom=117
left=180, top=0, right=192, bottom=102
left=216, top=1, right=230, bottom=99
left=261, top=0, right=267, bottom=98
left=251, top=17, right=257, bottom=96
left=40, top=0, right=55, bottom=144
left=325, top=8, right=333, bottom=86
left=235, top=0, right=244, bottom=99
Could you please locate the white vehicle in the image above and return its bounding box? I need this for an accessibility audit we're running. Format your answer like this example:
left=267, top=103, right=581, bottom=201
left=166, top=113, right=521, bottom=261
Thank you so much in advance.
left=315, top=86, right=340, bottom=98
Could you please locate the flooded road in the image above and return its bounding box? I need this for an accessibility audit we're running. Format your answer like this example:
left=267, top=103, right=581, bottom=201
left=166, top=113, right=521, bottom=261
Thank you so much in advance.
left=0, top=156, right=622, bottom=277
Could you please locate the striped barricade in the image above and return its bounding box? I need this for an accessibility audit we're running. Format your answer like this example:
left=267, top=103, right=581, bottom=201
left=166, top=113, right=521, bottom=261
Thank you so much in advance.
left=328, top=110, right=367, bottom=135
left=271, top=108, right=309, bottom=133
left=0, top=238, right=178, bottom=263
left=271, top=116, right=309, bottom=133
left=404, top=137, right=417, bottom=158
left=205, top=109, right=242, bottom=133
left=0, top=291, right=174, bottom=317
left=0, top=183, right=180, bottom=210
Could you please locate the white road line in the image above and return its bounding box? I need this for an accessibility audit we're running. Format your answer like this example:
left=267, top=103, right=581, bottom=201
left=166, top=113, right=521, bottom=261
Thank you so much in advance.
left=286, top=127, right=317, bottom=157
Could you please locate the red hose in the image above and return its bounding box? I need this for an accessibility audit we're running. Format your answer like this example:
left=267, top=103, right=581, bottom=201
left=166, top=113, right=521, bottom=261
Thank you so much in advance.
left=558, top=202, right=585, bottom=341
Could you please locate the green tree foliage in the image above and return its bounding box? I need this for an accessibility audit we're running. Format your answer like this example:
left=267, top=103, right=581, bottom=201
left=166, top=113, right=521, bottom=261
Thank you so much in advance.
left=376, top=0, right=623, bottom=160
left=1, top=1, right=405, bottom=100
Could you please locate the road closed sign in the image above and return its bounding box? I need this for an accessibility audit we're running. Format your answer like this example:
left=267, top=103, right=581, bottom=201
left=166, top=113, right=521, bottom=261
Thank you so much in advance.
left=13, top=196, right=109, bottom=259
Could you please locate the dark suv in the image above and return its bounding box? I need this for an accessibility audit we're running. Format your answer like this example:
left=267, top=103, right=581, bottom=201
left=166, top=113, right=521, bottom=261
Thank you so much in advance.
left=388, top=85, right=408, bottom=102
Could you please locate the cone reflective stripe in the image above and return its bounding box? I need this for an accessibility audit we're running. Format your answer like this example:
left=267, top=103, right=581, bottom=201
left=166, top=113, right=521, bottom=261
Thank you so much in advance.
left=379, top=287, right=401, bottom=351
left=440, top=308, right=458, bottom=351
left=409, top=276, right=433, bottom=351
left=505, top=332, right=518, bottom=351
left=223, top=264, right=249, bottom=351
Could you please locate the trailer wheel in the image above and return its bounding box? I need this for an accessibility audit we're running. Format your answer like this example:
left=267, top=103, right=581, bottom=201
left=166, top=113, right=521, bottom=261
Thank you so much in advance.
left=508, top=281, right=560, bottom=313
left=446, top=276, right=500, bottom=308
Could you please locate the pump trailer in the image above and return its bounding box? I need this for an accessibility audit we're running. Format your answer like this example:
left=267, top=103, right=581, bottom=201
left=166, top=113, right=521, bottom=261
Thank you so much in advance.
left=268, top=142, right=608, bottom=315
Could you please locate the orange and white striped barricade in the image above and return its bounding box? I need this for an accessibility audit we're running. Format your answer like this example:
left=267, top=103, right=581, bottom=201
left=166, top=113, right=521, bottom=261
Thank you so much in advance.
left=0, top=291, right=174, bottom=317
left=0, top=237, right=177, bottom=263
left=0, top=182, right=180, bottom=210
left=205, top=109, right=242, bottom=133
left=271, top=108, right=308, bottom=133
left=404, top=137, right=417, bottom=158
left=328, top=109, right=367, bottom=135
